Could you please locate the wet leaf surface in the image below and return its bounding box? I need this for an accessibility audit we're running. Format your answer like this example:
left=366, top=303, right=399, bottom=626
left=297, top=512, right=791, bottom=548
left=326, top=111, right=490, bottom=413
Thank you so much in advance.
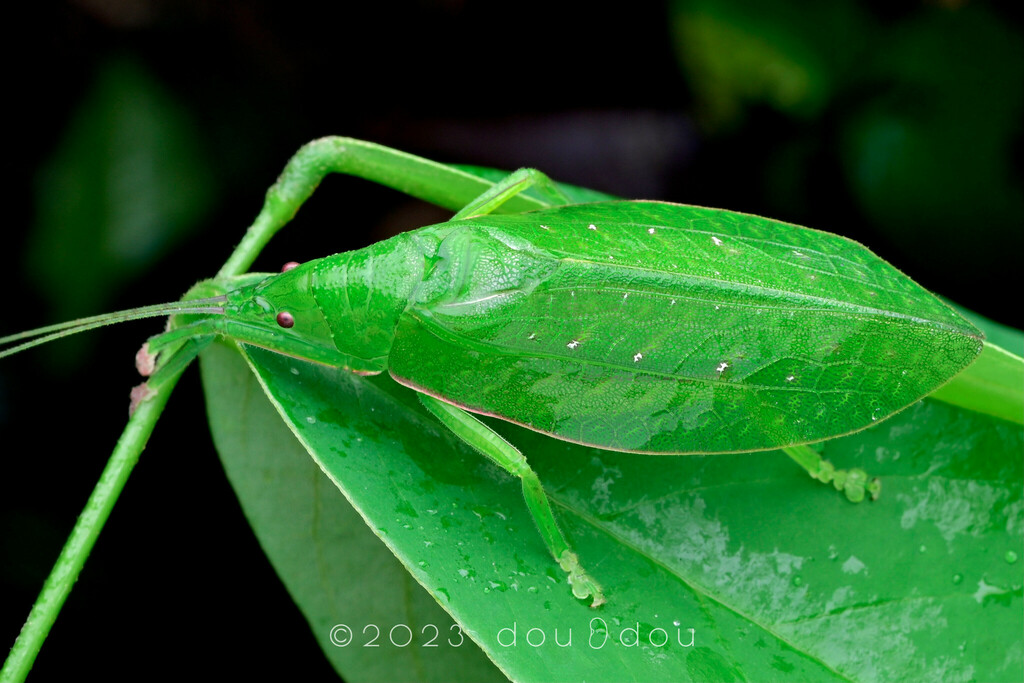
left=202, top=315, right=1022, bottom=682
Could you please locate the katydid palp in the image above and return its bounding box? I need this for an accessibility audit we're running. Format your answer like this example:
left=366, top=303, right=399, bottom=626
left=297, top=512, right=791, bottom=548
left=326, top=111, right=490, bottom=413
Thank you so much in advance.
left=0, top=137, right=986, bottom=679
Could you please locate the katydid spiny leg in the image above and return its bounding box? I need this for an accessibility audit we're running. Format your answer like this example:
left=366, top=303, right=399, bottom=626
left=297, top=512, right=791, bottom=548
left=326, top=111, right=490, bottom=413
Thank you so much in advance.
left=451, top=167, right=571, bottom=220
left=219, top=137, right=561, bottom=279
left=418, top=394, right=606, bottom=607
left=419, top=166, right=604, bottom=604
left=783, top=445, right=881, bottom=502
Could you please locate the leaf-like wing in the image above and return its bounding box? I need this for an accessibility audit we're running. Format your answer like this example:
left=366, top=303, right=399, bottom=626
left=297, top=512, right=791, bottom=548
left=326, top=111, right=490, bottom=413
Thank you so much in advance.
left=390, top=201, right=982, bottom=453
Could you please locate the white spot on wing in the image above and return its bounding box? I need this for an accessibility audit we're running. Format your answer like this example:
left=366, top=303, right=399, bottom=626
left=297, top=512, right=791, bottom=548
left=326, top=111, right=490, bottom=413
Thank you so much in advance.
left=716, top=362, right=729, bottom=373
left=647, top=228, right=656, bottom=235
left=712, top=236, right=724, bottom=246
left=567, top=340, right=580, bottom=350
left=540, top=224, right=550, bottom=230
left=633, top=352, right=643, bottom=363
left=588, top=223, right=598, bottom=230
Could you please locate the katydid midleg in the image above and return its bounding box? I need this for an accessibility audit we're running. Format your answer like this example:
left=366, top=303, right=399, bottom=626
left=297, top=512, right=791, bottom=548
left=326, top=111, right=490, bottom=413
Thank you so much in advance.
left=0, top=137, right=985, bottom=679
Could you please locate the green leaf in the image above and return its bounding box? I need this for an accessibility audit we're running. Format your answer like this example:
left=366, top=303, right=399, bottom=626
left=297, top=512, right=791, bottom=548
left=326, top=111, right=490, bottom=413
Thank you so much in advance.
left=203, top=315, right=1022, bottom=682
left=200, top=341, right=506, bottom=683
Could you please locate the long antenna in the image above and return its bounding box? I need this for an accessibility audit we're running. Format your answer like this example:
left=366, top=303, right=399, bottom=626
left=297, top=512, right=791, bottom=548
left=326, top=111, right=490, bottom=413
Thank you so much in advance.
left=0, top=296, right=227, bottom=360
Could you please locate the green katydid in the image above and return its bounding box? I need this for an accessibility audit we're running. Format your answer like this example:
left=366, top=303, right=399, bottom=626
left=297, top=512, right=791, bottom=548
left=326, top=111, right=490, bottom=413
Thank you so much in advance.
left=0, top=137, right=987, bottom=680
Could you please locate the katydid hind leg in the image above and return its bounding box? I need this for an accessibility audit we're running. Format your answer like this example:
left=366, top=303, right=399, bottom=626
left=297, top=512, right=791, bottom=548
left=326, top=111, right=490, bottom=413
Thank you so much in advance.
left=452, top=168, right=571, bottom=220
left=220, top=138, right=563, bottom=279
left=416, top=393, right=606, bottom=607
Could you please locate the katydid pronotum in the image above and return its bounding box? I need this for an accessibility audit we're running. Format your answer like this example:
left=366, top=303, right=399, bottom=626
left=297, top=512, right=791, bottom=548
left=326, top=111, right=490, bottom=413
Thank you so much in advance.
left=0, top=137, right=985, bottom=679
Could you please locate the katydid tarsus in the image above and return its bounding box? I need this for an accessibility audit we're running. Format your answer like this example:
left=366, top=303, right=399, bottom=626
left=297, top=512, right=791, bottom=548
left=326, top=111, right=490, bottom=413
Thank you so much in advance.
left=0, top=137, right=985, bottom=680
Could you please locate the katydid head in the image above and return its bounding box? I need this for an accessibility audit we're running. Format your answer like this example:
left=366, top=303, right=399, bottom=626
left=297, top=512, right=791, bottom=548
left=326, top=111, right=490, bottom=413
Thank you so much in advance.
left=197, top=260, right=361, bottom=370
left=143, top=257, right=388, bottom=376
left=2, top=247, right=409, bottom=378
left=204, top=236, right=429, bottom=376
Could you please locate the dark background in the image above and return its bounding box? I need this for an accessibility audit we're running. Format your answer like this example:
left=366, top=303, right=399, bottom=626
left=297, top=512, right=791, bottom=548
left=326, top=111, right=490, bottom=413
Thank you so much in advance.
left=1, top=1, right=1020, bottom=680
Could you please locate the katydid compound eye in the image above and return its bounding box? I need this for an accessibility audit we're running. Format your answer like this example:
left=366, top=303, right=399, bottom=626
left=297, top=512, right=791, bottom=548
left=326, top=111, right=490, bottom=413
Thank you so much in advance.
left=276, top=311, right=295, bottom=328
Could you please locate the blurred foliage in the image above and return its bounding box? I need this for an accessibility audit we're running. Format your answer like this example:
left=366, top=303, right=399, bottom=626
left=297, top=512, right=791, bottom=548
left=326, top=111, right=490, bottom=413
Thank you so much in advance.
left=28, top=57, right=216, bottom=329
left=670, top=0, right=1022, bottom=328
left=671, top=0, right=867, bottom=126
left=839, top=9, right=1023, bottom=266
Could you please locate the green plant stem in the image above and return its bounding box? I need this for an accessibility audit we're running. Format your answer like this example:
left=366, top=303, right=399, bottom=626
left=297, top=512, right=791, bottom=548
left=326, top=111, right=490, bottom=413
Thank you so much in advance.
left=0, top=366, right=185, bottom=683
left=2, top=168, right=270, bottom=681
left=4, top=139, right=486, bottom=678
